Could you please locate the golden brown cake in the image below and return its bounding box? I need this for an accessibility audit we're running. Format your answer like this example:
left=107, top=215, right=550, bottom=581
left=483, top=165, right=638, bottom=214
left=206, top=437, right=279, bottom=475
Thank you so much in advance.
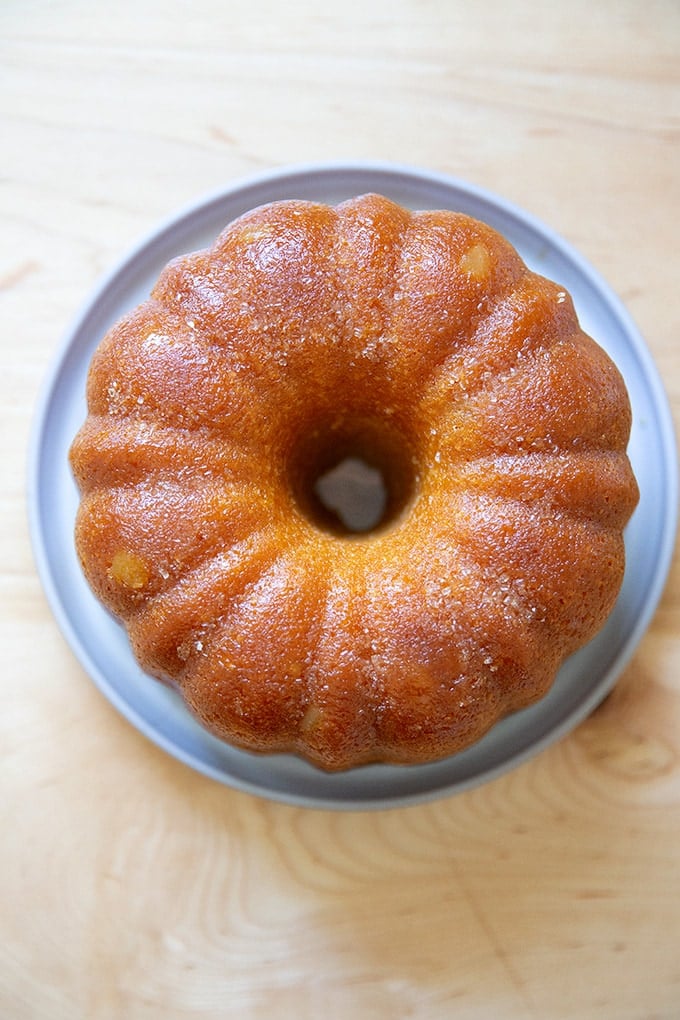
left=69, top=193, right=639, bottom=771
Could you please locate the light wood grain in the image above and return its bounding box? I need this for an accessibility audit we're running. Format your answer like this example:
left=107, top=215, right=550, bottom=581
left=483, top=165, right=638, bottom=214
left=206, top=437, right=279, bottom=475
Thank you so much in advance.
left=2, top=2, right=679, bottom=1017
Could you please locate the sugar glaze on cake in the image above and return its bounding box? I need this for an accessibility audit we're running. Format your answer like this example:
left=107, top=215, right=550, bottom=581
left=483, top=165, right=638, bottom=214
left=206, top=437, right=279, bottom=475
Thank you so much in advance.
left=70, top=194, right=639, bottom=770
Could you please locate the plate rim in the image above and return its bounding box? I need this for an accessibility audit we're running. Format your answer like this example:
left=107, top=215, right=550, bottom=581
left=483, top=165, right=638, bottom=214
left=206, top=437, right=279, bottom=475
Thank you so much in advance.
left=27, top=159, right=679, bottom=810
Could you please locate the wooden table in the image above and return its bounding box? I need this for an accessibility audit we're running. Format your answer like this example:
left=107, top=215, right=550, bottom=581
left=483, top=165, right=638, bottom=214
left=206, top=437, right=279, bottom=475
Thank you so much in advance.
left=3, top=2, right=679, bottom=1017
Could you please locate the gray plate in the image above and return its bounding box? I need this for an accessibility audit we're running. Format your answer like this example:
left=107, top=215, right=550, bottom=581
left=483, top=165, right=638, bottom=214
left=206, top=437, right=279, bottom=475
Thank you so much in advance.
left=28, top=162, right=678, bottom=810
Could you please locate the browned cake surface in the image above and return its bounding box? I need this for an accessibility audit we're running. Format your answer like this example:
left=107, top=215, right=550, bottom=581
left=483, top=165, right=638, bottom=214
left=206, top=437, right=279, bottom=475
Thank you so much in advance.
left=69, top=194, right=639, bottom=770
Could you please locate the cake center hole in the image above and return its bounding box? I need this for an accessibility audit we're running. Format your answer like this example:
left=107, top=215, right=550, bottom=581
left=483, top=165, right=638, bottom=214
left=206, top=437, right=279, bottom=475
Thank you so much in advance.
left=314, top=456, right=387, bottom=533
left=290, top=421, right=416, bottom=537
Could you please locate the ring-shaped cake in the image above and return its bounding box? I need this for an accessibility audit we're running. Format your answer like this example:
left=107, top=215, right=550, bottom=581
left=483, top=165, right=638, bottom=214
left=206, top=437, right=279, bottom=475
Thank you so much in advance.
left=69, top=194, right=639, bottom=771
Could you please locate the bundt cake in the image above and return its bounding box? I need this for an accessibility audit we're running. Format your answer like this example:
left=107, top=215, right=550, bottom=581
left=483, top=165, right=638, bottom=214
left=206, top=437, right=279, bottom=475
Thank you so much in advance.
left=69, top=193, right=639, bottom=771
